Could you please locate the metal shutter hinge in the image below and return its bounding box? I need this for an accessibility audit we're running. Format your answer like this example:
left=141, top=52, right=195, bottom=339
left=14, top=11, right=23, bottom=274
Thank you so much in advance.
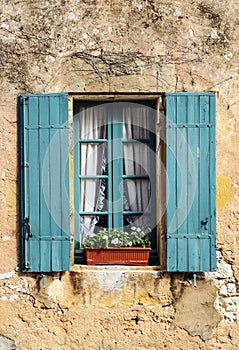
left=23, top=217, right=32, bottom=239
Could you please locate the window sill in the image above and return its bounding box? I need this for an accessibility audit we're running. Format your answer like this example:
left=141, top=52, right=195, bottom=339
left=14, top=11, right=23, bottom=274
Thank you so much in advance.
left=67, top=264, right=170, bottom=307
left=71, top=264, right=165, bottom=272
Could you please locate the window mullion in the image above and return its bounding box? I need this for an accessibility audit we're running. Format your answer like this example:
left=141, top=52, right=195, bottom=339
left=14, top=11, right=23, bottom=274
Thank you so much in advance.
left=149, top=111, right=157, bottom=248
left=108, top=107, right=113, bottom=231
left=73, top=111, right=80, bottom=248
left=112, top=104, right=123, bottom=230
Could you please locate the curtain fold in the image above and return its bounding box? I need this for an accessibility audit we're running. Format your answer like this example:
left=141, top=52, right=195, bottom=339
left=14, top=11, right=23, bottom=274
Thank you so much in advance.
left=123, top=105, right=151, bottom=228
left=79, top=105, right=107, bottom=240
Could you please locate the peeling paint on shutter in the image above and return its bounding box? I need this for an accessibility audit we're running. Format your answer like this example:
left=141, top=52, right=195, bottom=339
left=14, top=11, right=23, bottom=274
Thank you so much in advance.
left=166, top=93, right=216, bottom=272
left=18, top=93, right=70, bottom=272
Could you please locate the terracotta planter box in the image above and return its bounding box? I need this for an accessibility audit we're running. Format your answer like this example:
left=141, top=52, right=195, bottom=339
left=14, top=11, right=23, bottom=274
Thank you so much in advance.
left=84, top=247, right=151, bottom=266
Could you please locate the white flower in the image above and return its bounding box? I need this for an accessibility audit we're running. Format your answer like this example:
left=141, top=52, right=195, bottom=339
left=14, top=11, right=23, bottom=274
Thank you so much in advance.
left=102, top=235, right=108, bottom=240
left=136, top=227, right=141, bottom=232
left=131, top=226, right=136, bottom=231
left=128, top=241, right=133, bottom=246
left=111, top=238, right=119, bottom=245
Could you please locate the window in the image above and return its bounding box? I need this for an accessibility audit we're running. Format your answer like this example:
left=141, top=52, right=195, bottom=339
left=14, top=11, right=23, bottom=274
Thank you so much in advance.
left=18, top=92, right=216, bottom=273
left=73, top=101, right=157, bottom=264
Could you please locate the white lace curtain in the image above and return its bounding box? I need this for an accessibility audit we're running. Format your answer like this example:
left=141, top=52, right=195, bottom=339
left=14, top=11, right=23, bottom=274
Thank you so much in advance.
left=123, top=105, right=150, bottom=229
left=79, top=103, right=151, bottom=239
left=80, top=105, right=107, bottom=239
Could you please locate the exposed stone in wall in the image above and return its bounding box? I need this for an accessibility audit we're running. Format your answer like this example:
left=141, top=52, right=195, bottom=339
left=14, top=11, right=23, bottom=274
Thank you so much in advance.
left=0, top=0, right=238, bottom=94
left=206, top=251, right=239, bottom=322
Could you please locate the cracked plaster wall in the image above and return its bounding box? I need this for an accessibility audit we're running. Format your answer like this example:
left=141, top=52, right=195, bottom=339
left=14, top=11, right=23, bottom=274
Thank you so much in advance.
left=0, top=0, right=239, bottom=349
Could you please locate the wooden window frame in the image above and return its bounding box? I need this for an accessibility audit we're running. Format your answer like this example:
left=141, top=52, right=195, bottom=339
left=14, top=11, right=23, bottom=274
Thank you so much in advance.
left=70, top=93, right=166, bottom=267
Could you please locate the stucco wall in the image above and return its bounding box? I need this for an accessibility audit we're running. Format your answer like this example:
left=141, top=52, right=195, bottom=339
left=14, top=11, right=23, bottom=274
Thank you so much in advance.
left=0, top=0, right=239, bottom=349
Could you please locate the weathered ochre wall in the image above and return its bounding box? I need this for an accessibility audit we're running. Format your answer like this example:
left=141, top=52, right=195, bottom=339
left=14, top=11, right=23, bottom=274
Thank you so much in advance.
left=0, top=0, right=239, bottom=349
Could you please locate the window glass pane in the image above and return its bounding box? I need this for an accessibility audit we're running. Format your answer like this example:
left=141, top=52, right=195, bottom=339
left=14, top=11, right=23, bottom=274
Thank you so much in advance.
left=122, top=105, right=150, bottom=139
left=123, top=215, right=151, bottom=230
left=80, top=179, right=108, bottom=212
left=123, top=179, right=150, bottom=212
left=123, top=143, right=149, bottom=175
left=80, top=143, right=107, bottom=175
left=79, top=106, right=107, bottom=139
left=80, top=215, right=108, bottom=243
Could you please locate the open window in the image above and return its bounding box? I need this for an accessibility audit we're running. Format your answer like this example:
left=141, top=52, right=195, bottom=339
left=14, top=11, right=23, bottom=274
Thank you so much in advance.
left=18, top=92, right=216, bottom=273
left=73, top=100, right=158, bottom=264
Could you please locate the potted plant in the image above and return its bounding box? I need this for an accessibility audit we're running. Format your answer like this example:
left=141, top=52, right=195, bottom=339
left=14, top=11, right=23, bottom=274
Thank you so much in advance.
left=83, top=226, right=151, bottom=266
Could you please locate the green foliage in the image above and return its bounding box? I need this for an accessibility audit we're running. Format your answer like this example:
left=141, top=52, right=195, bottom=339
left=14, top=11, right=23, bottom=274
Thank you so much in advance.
left=83, top=226, right=151, bottom=248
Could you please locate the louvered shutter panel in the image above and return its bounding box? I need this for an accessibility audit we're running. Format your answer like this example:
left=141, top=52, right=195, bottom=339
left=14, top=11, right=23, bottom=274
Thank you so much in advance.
left=166, top=93, right=216, bottom=272
left=18, top=93, right=70, bottom=272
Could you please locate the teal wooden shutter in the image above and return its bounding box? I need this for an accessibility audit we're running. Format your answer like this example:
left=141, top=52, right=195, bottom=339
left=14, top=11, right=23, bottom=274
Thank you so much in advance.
left=166, top=93, right=216, bottom=272
left=18, top=93, right=70, bottom=272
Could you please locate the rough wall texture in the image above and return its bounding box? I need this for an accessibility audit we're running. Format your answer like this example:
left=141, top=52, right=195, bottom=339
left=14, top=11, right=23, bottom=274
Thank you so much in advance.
left=0, top=0, right=239, bottom=349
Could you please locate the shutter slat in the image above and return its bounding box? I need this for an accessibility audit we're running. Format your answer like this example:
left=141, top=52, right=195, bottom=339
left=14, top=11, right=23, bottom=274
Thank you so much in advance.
left=178, top=239, right=188, bottom=271
left=187, top=96, right=199, bottom=236
left=39, top=98, right=51, bottom=271
left=166, top=93, right=216, bottom=272
left=167, top=238, right=177, bottom=271
left=200, top=238, right=210, bottom=271
left=209, top=95, right=216, bottom=269
left=19, top=93, right=70, bottom=272
left=188, top=238, right=199, bottom=271
left=38, top=96, right=50, bottom=271
left=199, top=96, right=210, bottom=238
left=28, top=121, right=40, bottom=270
left=166, top=96, right=177, bottom=271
